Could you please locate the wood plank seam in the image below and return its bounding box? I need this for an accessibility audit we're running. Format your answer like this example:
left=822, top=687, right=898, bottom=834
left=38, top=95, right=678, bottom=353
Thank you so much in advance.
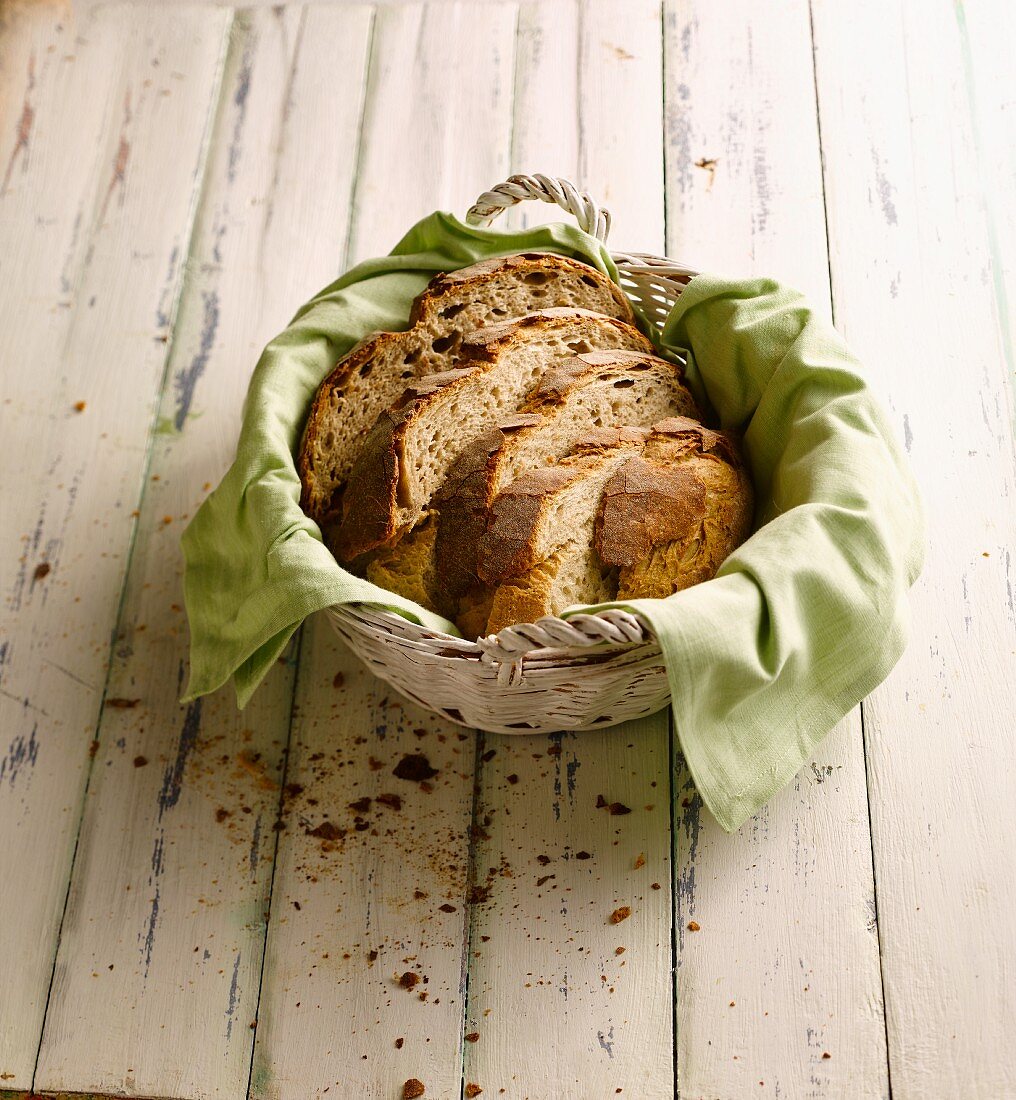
left=340, top=6, right=378, bottom=271
left=656, top=16, right=682, bottom=1099
left=22, top=12, right=237, bottom=1093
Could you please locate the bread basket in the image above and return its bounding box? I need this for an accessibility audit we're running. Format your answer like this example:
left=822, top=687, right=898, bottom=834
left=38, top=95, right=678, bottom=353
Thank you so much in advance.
left=326, top=174, right=698, bottom=734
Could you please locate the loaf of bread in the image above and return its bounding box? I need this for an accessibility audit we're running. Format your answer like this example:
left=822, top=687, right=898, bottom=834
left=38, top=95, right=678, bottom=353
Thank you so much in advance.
left=333, top=309, right=654, bottom=562
left=298, top=253, right=635, bottom=528
left=298, top=253, right=754, bottom=638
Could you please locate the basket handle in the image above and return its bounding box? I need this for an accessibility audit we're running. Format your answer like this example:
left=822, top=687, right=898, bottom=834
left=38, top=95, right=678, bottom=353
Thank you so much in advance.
left=465, top=174, right=612, bottom=243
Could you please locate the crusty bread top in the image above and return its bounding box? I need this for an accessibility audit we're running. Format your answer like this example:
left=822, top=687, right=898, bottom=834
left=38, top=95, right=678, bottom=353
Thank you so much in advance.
left=298, top=252, right=636, bottom=525
left=594, top=417, right=749, bottom=568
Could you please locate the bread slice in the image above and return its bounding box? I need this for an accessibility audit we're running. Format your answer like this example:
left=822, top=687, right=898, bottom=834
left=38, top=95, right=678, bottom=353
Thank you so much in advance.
left=434, top=349, right=701, bottom=604
left=477, top=419, right=752, bottom=634
left=332, top=310, right=655, bottom=562
left=596, top=420, right=754, bottom=599
left=298, top=253, right=635, bottom=525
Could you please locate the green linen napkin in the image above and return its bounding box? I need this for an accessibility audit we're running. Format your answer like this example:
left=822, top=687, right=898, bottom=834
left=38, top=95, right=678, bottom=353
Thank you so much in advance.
left=182, top=211, right=923, bottom=832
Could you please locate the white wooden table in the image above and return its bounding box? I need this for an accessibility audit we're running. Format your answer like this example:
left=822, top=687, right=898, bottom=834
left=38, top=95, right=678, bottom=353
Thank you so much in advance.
left=1, top=1, right=1014, bottom=1097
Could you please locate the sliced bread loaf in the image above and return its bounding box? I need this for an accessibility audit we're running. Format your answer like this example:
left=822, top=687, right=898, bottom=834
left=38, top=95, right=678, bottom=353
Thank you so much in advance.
left=477, top=419, right=752, bottom=635
left=332, top=310, right=655, bottom=562
left=298, top=253, right=635, bottom=525
left=434, top=349, right=700, bottom=604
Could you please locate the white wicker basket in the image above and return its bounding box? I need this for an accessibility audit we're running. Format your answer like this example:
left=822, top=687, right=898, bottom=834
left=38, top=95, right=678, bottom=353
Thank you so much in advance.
left=326, top=173, right=698, bottom=734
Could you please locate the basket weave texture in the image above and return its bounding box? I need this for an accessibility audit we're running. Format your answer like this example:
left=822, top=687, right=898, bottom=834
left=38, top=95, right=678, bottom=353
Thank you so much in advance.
left=327, top=174, right=698, bottom=734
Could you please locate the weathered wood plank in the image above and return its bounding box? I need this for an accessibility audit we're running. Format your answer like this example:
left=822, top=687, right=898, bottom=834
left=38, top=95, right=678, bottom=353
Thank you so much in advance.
left=500, top=0, right=579, bottom=232
left=0, top=4, right=230, bottom=1087
left=347, top=1, right=517, bottom=266
left=661, top=4, right=892, bottom=1097
left=812, top=0, right=1016, bottom=1094
left=462, top=4, right=675, bottom=1097
left=32, top=8, right=373, bottom=1098
left=248, top=5, right=517, bottom=1098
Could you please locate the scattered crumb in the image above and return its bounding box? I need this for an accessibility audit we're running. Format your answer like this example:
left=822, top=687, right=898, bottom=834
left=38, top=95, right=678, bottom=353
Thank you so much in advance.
left=596, top=794, right=607, bottom=808
left=822, top=1052, right=832, bottom=1060
left=536, top=874, right=555, bottom=887
left=546, top=744, right=561, bottom=757
left=438, top=903, right=457, bottom=913
left=106, top=698, right=140, bottom=709
left=162, top=515, right=173, bottom=525
left=73, top=400, right=87, bottom=412
left=214, top=808, right=230, bottom=823
left=481, top=748, right=497, bottom=763
left=506, top=773, right=519, bottom=784
left=615, top=947, right=625, bottom=956
left=608, top=802, right=631, bottom=816
left=464, top=1032, right=480, bottom=1043
left=376, top=792, right=402, bottom=811
left=650, top=882, right=661, bottom=890
left=348, top=796, right=372, bottom=813
left=609, top=906, right=631, bottom=925
left=368, top=756, right=384, bottom=771
left=306, top=821, right=344, bottom=841
left=88, top=739, right=100, bottom=758
left=633, top=853, right=645, bottom=869
left=133, top=755, right=148, bottom=768
left=395, top=1037, right=404, bottom=1049
left=33, top=562, right=51, bottom=581
left=468, top=884, right=490, bottom=905
left=694, top=156, right=719, bottom=189
left=537, top=854, right=551, bottom=866
left=687, top=921, right=700, bottom=932
left=393, top=753, right=438, bottom=781
left=574, top=851, right=592, bottom=860
left=729, top=1001, right=736, bottom=1007
left=465, top=1085, right=483, bottom=1097
left=402, top=1079, right=425, bottom=1099
left=398, top=971, right=420, bottom=991
left=332, top=672, right=345, bottom=688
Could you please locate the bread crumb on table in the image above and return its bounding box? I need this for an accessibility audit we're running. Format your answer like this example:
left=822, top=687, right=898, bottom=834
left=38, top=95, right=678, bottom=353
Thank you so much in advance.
left=609, top=906, right=631, bottom=924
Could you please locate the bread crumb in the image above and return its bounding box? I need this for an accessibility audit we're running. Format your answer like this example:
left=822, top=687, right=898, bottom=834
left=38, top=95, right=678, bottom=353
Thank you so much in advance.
left=398, top=971, right=420, bottom=991
left=609, top=906, right=631, bottom=924
left=615, top=946, right=625, bottom=956
left=73, top=400, right=86, bottom=412
left=402, top=1079, right=425, bottom=1099
left=465, top=1085, right=483, bottom=1097
left=687, top=921, right=700, bottom=932
left=395, top=1037, right=404, bottom=1049
left=465, top=1032, right=479, bottom=1042
left=633, top=853, right=645, bottom=869
left=133, top=755, right=148, bottom=768
left=822, top=1052, right=832, bottom=1059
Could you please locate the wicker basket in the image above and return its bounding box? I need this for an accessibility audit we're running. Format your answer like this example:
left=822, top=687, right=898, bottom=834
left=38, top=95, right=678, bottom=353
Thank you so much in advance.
left=326, top=174, right=698, bottom=734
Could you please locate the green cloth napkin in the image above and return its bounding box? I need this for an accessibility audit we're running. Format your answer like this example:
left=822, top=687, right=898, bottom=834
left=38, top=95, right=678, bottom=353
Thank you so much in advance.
left=182, top=210, right=923, bottom=832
